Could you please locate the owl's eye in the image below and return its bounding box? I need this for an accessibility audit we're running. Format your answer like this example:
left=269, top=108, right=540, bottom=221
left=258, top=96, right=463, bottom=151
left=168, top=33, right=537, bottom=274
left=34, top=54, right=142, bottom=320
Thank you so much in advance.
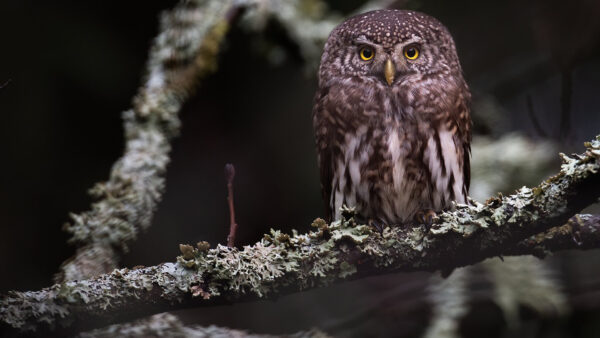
left=359, top=47, right=374, bottom=61
left=404, top=46, right=420, bottom=60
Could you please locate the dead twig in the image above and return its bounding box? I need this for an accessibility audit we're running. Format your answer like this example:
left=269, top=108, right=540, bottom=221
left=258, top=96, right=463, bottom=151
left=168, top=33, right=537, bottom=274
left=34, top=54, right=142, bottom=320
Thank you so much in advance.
left=225, top=163, right=238, bottom=247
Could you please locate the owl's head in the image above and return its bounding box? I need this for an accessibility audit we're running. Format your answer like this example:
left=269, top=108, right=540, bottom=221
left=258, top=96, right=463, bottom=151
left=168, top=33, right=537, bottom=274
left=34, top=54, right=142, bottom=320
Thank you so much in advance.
left=319, top=9, right=462, bottom=88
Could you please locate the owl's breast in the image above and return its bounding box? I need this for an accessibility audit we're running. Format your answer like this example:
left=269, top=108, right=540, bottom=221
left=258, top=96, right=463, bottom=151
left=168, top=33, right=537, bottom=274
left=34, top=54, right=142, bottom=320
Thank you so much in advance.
left=315, top=77, right=469, bottom=224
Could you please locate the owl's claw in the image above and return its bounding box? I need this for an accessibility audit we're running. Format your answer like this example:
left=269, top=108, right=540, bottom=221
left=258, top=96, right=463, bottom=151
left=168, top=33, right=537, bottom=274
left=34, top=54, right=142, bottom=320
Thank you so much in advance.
left=414, top=209, right=436, bottom=227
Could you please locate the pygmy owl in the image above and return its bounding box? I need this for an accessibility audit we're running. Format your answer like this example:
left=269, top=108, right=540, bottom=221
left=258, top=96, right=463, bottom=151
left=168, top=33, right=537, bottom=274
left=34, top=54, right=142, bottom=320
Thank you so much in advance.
left=313, top=9, right=471, bottom=225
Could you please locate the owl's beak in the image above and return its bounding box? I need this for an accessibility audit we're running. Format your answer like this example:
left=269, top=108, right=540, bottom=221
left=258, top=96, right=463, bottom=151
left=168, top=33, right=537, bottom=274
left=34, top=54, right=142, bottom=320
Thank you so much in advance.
left=384, top=59, right=395, bottom=86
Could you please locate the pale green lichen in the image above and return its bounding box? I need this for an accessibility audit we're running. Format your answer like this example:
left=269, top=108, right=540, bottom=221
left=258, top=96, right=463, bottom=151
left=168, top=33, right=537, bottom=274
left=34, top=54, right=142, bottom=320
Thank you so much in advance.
left=1, top=262, right=200, bottom=331
left=78, top=312, right=331, bottom=338
left=432, top=202, right=485, bottom=237
left=338, top=261, right=357, bottom=278
left=174, top=210, right=374, bottom=298
left=330, top=223, right=371, bottom=243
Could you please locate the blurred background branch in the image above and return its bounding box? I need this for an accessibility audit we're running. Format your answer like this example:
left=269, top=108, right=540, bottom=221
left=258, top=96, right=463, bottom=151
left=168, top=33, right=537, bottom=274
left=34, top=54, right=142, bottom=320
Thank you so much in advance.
left=78, top=313, right=330, bottom=338
left=55, top=0, right=243, bottom=283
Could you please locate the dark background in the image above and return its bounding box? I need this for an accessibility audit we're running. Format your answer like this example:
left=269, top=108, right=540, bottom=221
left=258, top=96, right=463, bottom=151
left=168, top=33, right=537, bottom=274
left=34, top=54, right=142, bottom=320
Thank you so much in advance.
left=1, top=0, right=599, bottom=337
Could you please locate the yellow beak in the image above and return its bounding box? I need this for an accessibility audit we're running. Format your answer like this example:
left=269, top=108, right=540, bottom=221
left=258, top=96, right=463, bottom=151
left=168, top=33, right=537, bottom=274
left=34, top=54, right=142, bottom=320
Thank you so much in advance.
left=384, top=59, right=395, bottom=86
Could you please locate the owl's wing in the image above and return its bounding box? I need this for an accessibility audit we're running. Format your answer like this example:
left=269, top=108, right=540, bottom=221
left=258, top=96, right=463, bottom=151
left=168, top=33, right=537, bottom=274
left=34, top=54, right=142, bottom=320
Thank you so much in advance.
left=316, top=146, right=334, bottom=221
left=426, top=87, right=472, bottom=206
left=462, top=133, right=471, bottom=192
left=451, top=90, right=472, bottom=196
left=313, top=93, right=335, bottom=221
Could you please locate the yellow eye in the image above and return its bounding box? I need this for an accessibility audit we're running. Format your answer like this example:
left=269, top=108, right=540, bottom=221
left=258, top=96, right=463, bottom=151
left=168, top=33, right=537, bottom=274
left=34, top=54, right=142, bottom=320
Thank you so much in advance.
left=404, top=46, right=419, bottom=60
left=359, top=47, right=374, bottom=61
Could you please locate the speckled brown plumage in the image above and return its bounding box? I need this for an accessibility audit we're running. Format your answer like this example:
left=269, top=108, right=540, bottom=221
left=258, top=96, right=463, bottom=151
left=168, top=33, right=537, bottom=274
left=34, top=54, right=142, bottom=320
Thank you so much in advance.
left=313, top=9, right=471, bottom=224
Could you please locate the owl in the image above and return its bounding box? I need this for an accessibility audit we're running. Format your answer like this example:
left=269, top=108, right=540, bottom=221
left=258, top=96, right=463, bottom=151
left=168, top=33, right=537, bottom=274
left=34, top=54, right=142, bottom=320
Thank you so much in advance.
left=313, top=9, right=471, bottom=225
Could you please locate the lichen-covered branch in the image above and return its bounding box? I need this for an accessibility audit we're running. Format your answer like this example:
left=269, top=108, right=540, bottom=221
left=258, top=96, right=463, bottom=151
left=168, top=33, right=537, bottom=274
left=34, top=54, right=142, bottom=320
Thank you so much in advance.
left=78, top=313, right=329, bottom=338
left=56, top=0, right=239, bottom=282
left=509, top=214, right=600, bottom=257
left=470, top=133, right=558, bottom=201
left=55, top=0, right=346, bottom=283
left=2, top=136, right=599, bottom=336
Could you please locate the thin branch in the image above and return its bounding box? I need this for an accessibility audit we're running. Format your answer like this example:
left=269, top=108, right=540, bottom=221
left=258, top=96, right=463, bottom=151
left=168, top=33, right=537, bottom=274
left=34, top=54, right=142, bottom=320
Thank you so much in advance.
left=510, top=214, right=600, bottom=257
left=225, top=164, right=238, bottom=247
left=2, top=136, right=599, bottom=336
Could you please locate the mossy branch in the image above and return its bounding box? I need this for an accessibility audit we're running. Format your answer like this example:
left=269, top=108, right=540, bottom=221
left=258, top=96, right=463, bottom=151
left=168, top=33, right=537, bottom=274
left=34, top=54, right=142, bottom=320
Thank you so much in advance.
left=78, top=313, right=329, bottom=338
left=2, top=137, right=599, bottom=336
left=510, top=214, right=600, bottom=256
left=55, top=0, right=238, bottom=282
left=55, top=0, right=342, bottom=283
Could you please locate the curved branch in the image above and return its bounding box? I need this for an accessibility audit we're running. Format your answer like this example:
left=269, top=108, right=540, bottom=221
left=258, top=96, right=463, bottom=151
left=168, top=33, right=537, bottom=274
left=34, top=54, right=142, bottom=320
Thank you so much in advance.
left=55, top=0, right=345, bottom=283
left=56, top=0, right=239, bottom=282
left=2, top=136, right=599, bottom=336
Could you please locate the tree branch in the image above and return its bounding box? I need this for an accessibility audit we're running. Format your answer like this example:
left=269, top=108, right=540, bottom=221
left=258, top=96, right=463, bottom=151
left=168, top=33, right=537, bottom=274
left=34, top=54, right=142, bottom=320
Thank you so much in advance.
left=54, top=0, right=344, bottom=283
left=510, top=214, right=600, bottom=256
left=78, top=312, right=329, bottom=338
left=56, top=0, right=240, bottom=282
left=2, top=136, right=599, bottom=336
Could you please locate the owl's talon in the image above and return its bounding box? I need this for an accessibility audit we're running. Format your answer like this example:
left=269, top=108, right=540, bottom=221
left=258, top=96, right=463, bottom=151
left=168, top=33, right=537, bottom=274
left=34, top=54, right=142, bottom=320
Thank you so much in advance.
left=414, top=209, right=436, bottom=227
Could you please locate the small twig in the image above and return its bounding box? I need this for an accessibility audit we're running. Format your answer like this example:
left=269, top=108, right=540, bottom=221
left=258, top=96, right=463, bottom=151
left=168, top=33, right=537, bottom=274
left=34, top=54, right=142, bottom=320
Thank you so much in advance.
left=225, top=163, right=238, bottom=247
left=526, top=94, right=548, bottom=138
